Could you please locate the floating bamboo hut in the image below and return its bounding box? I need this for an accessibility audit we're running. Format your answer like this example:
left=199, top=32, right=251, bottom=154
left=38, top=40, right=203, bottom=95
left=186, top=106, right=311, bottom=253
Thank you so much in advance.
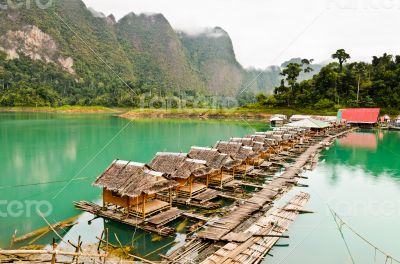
left=247, top=134, right=279, bottom=159
left=214, top=141, right=255, bottom=174
left=229, top=138, right=266, bottom=166
left=69, top=123, right=354, bottom=262
left=148, top=152, right=211, bottom=198
left=188, top=146, right=240, bottom=187
left=94, top=160, right=178, bottom=219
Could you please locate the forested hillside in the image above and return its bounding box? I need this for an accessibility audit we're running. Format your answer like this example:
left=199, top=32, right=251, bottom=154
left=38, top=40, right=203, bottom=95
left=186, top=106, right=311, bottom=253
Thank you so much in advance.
left=5, top=0, right=394, bottom=111
left=256, top=50, right=400, bottom=112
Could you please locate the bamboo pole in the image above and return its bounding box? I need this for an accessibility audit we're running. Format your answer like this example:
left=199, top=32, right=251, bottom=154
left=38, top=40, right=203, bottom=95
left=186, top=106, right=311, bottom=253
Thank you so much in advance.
left=142, top=194, right=146, bottom=219
left=189, top=177, right=193, bottom=198
left=169, top=189, right=172, bottom=207
left=12, top=215, right=79, bottom=244
left=51, top=238, right=56, bottom=264
left=128, top=253, right=158, bottom=264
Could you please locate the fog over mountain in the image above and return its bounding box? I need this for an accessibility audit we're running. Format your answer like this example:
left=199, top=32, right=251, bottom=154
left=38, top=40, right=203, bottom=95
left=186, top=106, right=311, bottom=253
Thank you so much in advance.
left=0, top=0, right=326, bottom=107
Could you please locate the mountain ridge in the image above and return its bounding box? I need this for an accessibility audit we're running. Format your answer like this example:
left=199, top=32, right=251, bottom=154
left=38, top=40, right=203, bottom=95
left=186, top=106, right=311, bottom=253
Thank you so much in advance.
left=0, top=0, right=321, bottom=106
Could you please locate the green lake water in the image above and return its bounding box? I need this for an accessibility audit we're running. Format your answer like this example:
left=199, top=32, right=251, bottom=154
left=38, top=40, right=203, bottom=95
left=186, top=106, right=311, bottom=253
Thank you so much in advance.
left=1, top=113, right=399, bottom=263
left=0, top=113, right=267, bottom=250
left=265, top=130, right=400, bottom=263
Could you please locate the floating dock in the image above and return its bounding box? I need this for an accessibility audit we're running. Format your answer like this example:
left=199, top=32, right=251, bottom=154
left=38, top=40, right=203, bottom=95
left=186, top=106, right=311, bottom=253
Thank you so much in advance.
left=162, top=127, right=354, bottom=263
left=72, top=126, right=354, bottom=262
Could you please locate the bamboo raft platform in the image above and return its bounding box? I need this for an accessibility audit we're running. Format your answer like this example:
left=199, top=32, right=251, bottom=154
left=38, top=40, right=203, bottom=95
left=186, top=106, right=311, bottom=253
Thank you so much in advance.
left=173, top=197, right=220, bottom=209
left=192, top=189, right=221, bottom=203
left=74, top=201, right=176, bottom=236
left=201, top=192, right=310, bottom=264
left=162, top=128, right=355, bottom=263
left=147, top=208, right=183, bottom=227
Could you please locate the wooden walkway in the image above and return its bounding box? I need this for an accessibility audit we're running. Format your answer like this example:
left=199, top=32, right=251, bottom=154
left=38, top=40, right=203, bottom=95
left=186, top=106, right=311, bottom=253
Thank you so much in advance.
left=162, top=128, right=354, bottom=263
left=182, top=212, right=211, bottom=222
left=201, top=192, right=310, bottom=264
left=147, top=208, right=183, bottom=226
left=196, top=183, right=281, bottom=241
left=192, top=189, right=221, bottom=203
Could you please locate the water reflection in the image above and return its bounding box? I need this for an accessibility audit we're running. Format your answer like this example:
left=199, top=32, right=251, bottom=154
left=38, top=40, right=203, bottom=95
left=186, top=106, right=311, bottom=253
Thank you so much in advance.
left=324, top=131, right=400, bottom=178
left=338, top=132, right=377, bottom=150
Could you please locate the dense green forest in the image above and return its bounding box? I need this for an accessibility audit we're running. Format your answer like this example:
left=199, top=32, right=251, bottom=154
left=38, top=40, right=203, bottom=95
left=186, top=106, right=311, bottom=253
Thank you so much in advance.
left=0, top=0, right=398, bottom=110
left=254, top=50, right=400, bottom=113
left=0, top=0, right=323, bottom=108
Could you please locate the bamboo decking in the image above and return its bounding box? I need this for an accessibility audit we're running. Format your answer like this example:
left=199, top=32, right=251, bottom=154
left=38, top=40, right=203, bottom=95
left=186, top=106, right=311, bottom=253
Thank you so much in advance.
left=74, top=201, right=177, bottom=236
left=147, top=207, right=183, bottom=226
left=192, top=189, right=221, bottom=203
left=162, top=127, right=354, bottom=263
left=201, top=192, right=310, bottom=264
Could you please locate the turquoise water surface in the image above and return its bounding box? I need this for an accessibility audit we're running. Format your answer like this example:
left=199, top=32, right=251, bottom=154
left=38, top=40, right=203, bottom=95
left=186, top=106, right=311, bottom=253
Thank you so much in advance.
left=1, top=113, right=399, bottom=263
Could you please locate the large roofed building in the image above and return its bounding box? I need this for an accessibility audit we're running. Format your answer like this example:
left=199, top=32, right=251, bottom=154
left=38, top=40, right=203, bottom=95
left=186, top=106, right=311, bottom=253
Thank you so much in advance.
left=338, top=108, right=380, bottom=125
left=286, top=118, right=331, bottom=130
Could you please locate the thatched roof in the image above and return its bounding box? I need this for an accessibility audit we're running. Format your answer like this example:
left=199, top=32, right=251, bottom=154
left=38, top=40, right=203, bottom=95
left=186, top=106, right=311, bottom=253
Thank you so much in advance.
left=265, top=138, right=277, bottom=146
left=247, top=135, right=277, bottom=147
left=230, top=137, right=253, bottom=147
left=249, top=134, right=266, bottom=143
left=170, top=158, right=208, bottom=179
left=236, top=146, right=258, bottom=160
left=231, top=137, right=266, bottom=152
left=223, top=159, right=243, bottom=170
left=214, top=141, right=242, bottom=156
left=256, top=131, right=274, bottom=137
left=94, top=160, right=178, bottom=198
left=148, top=152, right=187, bottom=174
left=251, top=141, right=265, bottom=151
left=189, top=146, right=235, bottom=169
left=214, top=141, right=258, bottom=161
left=192, top=167, right=216, bottom=178
left=188, top=147, right=219, bottom=164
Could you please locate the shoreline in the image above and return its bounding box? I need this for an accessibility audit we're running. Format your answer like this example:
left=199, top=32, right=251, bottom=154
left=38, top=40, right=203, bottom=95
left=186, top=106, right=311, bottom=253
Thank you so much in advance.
left=0, top=107, right=273, bottom=120
left=0, top=106, right=339, bottom=121
left=119, top=109, right=272, bottom=121
left=0, top=106, right=119, bottom=114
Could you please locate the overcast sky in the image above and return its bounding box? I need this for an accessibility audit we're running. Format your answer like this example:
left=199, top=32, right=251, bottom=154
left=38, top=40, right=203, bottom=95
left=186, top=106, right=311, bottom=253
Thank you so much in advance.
left=83, top=0, right=400, bottom=69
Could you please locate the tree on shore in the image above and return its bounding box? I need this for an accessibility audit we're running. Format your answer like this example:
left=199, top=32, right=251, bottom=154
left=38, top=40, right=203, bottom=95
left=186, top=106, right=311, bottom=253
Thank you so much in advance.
left=332, top=49, right=350, bottom=71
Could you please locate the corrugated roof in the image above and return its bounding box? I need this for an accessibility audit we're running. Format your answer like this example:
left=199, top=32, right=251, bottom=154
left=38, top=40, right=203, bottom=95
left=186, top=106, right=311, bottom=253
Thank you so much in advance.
left=340, top=108, right=380, bottom=124
left=286, top=118, right=331, bottom=129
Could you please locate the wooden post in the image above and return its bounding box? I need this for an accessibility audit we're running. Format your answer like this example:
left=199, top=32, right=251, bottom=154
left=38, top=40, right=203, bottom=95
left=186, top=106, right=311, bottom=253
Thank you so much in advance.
left=104, top=228, right=109, bottom=264
left=75, top=236, right=81, bottom=264
left=189, top=177, right=193, bottom=198
left=127, top=198, right=131, bottom=216
left=97, top=231, right=104, bottom=254
left=102, top=189, right=106, bottom=208
left=142, top=194, right=146, bottom=219
left=220, top=172, right=223, bottom=189
left=206, top=175, right=209, bottom=187
left=169, top=189, right=172, bottom=207
left=51, top=238, right=56, bottom=264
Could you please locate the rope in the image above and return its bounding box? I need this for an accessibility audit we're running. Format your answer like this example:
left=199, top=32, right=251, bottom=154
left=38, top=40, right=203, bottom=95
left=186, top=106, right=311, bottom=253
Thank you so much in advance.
left=0, top=177, right=91, bottom=189
left=329, top=207, right=400, bottom=263
left=329, top=209, right=355, bottom=264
